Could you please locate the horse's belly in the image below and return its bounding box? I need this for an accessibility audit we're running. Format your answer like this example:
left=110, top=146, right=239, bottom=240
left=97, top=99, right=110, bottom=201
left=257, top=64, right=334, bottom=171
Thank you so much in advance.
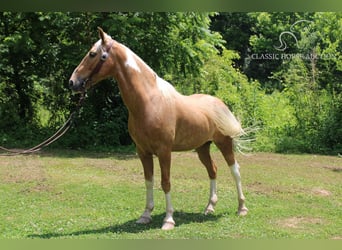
left=172, top=142, right=209, bottom=151
left=172, top=115, right=215, bottom=151
left=172, top=133, right=212, bottom=151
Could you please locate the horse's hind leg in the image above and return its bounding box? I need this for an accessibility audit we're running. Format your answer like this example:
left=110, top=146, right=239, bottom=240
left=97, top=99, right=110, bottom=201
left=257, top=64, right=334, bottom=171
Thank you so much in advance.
left=196, top=141, right=218, bottom=215
left=214, top=135, right=248, bottom=216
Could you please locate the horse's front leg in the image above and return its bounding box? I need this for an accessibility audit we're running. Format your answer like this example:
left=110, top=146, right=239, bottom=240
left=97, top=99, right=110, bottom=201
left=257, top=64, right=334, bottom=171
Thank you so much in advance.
left=136, top=151, right=154, bottom=224
left=158, top=150, right=175, bottom=230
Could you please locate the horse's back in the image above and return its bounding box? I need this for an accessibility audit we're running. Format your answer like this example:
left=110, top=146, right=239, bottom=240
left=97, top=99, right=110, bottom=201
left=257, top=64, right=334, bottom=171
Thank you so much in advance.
left=181, top=94, right=243, bottom=138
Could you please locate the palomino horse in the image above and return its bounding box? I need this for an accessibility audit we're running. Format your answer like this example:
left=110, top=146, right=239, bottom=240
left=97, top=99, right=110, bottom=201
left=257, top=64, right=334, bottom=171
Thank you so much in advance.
left=69, top=27, right=248, bottom=230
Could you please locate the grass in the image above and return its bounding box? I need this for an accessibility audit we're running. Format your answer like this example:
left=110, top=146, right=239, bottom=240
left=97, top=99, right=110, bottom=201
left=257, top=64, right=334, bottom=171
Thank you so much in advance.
left=0, top=150, right=341, bottom=239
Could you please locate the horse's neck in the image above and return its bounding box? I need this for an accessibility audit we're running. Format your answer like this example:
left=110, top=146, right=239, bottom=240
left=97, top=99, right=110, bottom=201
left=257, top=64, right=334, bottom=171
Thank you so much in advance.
left=113, top=43, right=158, bottom=115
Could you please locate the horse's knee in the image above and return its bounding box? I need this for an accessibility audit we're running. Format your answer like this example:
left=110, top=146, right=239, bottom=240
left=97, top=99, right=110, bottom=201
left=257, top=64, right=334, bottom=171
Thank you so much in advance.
left=161, top=180, right=171, bottom=194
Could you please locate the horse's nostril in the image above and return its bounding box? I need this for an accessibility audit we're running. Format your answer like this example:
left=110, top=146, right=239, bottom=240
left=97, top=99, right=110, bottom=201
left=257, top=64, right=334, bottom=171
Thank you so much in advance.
left=69, top=80, right=74, bottom=87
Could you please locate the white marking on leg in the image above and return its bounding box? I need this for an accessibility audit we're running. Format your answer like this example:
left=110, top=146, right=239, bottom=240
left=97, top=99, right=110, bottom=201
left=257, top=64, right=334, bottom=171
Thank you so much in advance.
left=124, top=46, right=141, bottom=72
left=136, top=179, right=154, bottom=224
left=162, top=192, right=175, bottom=230
left=205, top=179, right=218, bottom=215
left=230, top=162, right=243, bottom=199
left=145, top=179, right=154, bottom=211
left=210, top=179, right=217, bottom=202
left=229, top=161, right=248, bottom=216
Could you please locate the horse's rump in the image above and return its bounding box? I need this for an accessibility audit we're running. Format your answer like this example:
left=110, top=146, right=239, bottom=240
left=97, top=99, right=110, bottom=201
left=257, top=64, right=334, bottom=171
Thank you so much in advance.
left=194, top=94, right=243, bottom=138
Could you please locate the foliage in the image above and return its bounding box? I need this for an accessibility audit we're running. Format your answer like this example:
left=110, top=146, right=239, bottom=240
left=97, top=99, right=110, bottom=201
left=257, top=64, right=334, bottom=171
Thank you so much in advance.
left=0, top=12, right=223, bottom=148
left=194, top=49, right=296, bottom=152
left=210, top=12, right=341, bottom=154
left=210, top=12, right=254, bottom=70
left=0, top=12, right=341, bottom=154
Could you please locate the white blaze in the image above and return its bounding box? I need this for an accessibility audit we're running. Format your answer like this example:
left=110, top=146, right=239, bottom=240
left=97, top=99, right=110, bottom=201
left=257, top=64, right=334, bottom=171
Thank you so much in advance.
left=124, top=47, right=141, bottom=72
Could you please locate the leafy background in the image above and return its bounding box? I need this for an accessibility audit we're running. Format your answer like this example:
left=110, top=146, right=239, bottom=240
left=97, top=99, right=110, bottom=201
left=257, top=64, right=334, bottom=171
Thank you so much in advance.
left=0, top=12, right=341, bottom=154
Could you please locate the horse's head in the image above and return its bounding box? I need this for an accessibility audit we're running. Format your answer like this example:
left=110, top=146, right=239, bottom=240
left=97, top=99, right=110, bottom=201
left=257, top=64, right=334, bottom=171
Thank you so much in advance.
left=69, top=27, right=114, bottom=93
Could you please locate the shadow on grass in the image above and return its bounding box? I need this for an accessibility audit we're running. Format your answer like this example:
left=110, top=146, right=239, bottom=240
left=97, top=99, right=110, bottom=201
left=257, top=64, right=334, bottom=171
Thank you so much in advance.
left=27, top=211, right=224, bottom=239
left=37, top=147, right=138, bottom=159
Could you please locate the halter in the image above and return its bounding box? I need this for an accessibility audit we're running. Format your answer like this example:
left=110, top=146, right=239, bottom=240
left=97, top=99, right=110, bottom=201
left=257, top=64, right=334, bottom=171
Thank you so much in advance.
left=83, top=39, right=114, bottom=89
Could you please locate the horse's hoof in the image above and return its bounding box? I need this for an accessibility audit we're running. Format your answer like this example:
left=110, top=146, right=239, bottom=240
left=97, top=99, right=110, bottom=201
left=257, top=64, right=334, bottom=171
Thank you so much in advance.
left=204, top=206, right=215, bottom=215
left=238, top=207, right=248, bottom=216
left=161, top=221, right=175, bottom=230
left=204, top=200, right=217, bottom=215
left=136, top=215, right=152, bottom=224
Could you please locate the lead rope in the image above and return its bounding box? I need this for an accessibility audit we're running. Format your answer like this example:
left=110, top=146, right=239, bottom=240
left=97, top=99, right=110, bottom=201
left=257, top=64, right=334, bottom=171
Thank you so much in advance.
left=0, top=92, right=86, bottom=156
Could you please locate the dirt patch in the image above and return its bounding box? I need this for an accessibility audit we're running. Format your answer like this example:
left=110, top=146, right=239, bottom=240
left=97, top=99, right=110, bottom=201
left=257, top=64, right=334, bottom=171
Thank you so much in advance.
left=1, top=164, right=47, bottom=184
left=1, top=160, right=52, bottom=193
left=0, top=157, right=50, bottom=193
left=238, top=152, right=342, bottom=170
left=323, top=166, right=342, bottom=172
left=312, top=188, right=331, bottom=197
left=20, top=182, right=51, bottom=193
left=277, top=217, right=324, bottom=229
left=246, top=181, right=306, bottom=195
left=247, top=181, right=272, bottom=195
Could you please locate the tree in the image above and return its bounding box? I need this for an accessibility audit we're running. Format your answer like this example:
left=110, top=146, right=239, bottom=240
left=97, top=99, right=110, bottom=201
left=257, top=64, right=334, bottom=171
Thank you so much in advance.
left=0, top=12, right=225, bottom=148
left=210, top=12, right=254, bottom=70
left=270, top=12, right=342, bottom=152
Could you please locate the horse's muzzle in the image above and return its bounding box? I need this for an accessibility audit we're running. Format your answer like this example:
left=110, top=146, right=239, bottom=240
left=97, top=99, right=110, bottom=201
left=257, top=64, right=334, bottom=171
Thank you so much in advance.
left=69, top=78, right=87, bottom=93
left=69, top=79, right=75, bottom=88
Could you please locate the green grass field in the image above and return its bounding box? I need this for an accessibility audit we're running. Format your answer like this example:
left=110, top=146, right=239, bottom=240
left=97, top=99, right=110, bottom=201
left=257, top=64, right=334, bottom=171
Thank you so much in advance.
left=0, top=150, right=341, bottom=239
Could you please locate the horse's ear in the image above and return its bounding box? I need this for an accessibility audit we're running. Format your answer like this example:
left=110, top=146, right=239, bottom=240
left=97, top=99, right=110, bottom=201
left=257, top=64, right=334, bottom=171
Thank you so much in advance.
left=98, top=27, right=107, bottom=44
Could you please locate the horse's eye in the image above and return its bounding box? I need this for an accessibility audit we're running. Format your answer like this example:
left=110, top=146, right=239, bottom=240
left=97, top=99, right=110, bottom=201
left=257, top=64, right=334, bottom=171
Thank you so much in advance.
left=89, top=52, right=97, bottom=58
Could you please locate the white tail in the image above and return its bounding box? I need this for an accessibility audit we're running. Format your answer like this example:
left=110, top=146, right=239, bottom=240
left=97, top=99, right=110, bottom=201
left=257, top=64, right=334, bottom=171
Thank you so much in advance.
left=234, top=125, right=259, bottom=154
left=213, top=106, right=244, bottom=138
left=197, top=96, right=260, bottom=154
left=197, top=96, right=244, bottom=138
